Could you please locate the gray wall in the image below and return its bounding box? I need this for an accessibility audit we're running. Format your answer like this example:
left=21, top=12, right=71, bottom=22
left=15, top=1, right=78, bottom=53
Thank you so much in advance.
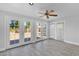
left=64, top=16, right=79, bottom=45
left=0, top=14, right=6, bottom=51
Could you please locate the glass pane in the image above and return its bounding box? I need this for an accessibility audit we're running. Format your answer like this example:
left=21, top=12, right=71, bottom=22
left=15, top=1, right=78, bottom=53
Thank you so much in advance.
left=36, top=23, right=42, bottom=39
left=24, top=21, right=31, bottom=42
left=9, top=20, right=19, bottom=45
left=42, top=24, right=47, bottom=37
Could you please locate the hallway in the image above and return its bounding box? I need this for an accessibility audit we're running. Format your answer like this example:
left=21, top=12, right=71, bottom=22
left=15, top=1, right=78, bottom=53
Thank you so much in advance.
left=0, top=39, right=79, bottom=56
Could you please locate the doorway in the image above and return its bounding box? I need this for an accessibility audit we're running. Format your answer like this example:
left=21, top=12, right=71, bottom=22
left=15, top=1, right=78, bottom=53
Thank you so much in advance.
left=50, top=23, right=56, bottom=39
left=36, top=22, right=47, bottom=41
left=56, top=22, right=64, bottom=41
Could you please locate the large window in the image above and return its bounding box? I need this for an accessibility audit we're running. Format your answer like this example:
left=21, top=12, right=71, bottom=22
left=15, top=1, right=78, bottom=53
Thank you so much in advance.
left=9, top=20, right=19, bottom=45
left=24, top=21, right=31, bottom=42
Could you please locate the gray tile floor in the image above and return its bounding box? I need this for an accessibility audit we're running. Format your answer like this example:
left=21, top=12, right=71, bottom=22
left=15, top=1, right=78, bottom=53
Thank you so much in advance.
left=0, top=39, right=79, bottom=56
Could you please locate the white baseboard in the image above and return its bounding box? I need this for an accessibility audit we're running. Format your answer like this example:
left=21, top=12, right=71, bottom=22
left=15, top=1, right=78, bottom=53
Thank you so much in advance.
left=0, top=48, right=5, bottom=52
left=64, top=40, right=79, bottom=46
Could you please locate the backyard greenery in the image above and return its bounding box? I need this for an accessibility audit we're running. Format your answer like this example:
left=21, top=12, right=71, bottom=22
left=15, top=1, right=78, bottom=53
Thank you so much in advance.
left=10, top=20, right=19, bottom=33
left=25, top=22, right=31, bottom=32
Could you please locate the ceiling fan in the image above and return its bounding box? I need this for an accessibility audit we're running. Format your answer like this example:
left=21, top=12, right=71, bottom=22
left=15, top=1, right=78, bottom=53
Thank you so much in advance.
left=39, top=10, right=58, bottom=19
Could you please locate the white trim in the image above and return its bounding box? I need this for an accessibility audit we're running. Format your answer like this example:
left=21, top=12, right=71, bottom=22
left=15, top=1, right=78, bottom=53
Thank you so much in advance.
left=64, top=40, right=79, bottom=46
left=0, top=48, right=5, bottom=52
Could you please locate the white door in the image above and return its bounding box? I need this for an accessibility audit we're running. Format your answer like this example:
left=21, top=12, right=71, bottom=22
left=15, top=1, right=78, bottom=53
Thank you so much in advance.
left=56, top=22, right=64, bottom=41
left=50, top=23, right=56, bottom=39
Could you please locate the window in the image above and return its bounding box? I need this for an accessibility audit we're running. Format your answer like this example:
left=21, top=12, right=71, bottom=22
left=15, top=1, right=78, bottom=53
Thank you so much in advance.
left=9, top=20, right=19, bottom=45
left=24, top=21, right=31, bottom=42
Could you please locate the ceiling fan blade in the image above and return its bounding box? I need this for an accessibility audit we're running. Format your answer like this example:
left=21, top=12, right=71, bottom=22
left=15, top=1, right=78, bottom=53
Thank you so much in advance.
left=48, top=13, right=58, bottom=16
left=52, top=14, right=58, bottom=16
left=50, top=14, right=58, bottom=16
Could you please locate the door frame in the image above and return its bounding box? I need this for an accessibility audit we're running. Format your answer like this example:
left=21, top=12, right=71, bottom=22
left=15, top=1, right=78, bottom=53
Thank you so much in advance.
left=56, top=22, right=64, bottom=41
left=6, top=17, right=21, bottom=49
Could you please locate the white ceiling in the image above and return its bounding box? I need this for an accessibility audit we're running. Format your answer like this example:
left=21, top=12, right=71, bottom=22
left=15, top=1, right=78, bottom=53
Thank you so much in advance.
left=0, top=3, right=79, bottom=20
